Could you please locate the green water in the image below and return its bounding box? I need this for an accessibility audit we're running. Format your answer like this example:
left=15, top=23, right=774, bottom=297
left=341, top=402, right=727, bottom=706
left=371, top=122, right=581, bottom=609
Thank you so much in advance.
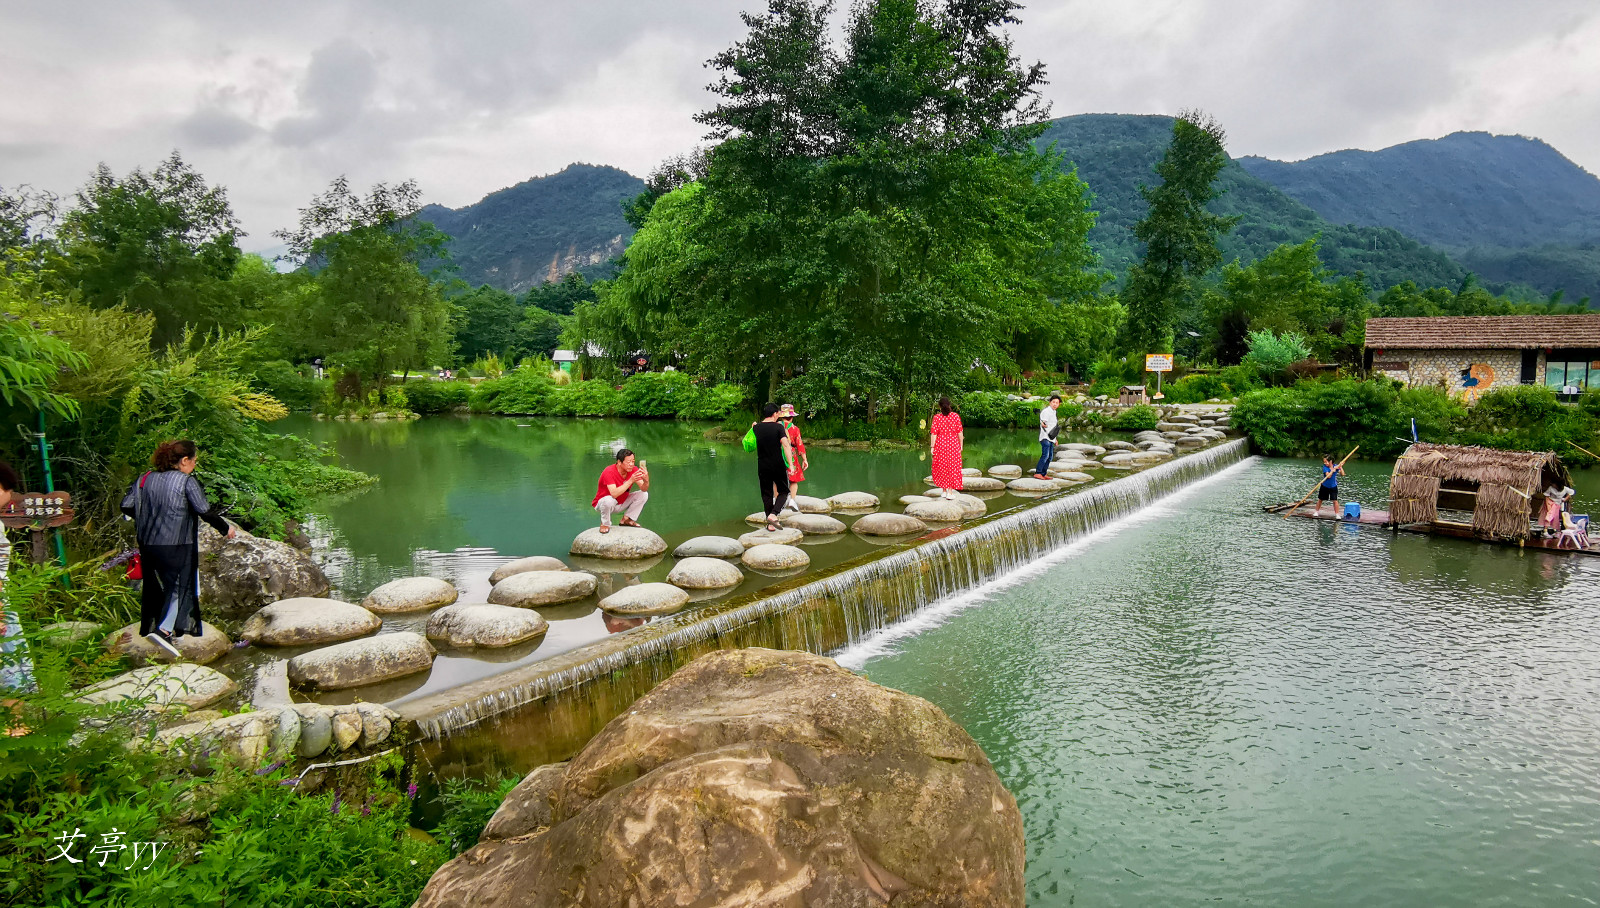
left=848, top=458, right=1600, bottom=906
left=273, top=414, right=1100, bottom=705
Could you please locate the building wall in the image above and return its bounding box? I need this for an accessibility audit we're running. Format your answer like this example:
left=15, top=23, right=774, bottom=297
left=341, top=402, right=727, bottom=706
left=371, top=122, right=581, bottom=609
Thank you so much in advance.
left=1370, top=348, right=1530, bottom=399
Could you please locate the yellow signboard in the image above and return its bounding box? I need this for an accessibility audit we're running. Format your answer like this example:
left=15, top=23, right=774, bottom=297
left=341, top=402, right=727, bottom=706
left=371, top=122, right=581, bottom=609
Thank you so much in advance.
left=1144, top=354, right=1173, bottom=372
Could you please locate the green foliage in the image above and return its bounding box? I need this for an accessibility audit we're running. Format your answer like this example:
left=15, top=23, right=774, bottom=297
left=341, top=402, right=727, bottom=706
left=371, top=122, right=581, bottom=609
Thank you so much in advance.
left=1452, top=384, right=1600, bottom=463
left=434, top=775, right=521, bottom=856
left=401, top=379, right=472, bottom=414
left=1160, top=372, right=1231, bottom=403
left=249, top=360, right=318, bottom=411
left=549, top=380, right=621, bottom=418
left=1234, top=379, right=1470, bottom=460
left=1241, top=329, right=1312, bottom=383
left=1201, top=237, right=1370, bottom=365
left=617, top=371, right=695, bottom=418
left=451, top=284, right=521, bottom=363
left=676, top=382, right=746, bottom=421
left=471, top=368, right=555, bottom=415
left=0, top=286, right=87, bottom=420
left=956, top=392, right=1042, bottom=428
left=1123, top=111, right=1238, bottom=352
left=1371, top=280, right=1587, bottom=319
left=523, top=271, right=597, bottom=316
left=1109, top=404, right=1160, bottom=430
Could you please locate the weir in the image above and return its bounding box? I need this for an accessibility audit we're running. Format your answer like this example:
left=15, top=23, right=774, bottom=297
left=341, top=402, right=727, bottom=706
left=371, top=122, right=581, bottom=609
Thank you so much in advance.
left=405, top=439, right=1251, bottom=773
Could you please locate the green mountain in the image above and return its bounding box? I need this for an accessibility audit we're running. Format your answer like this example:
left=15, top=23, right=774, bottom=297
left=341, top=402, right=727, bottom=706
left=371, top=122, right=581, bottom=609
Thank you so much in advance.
left=420, top=163, right=643, bottom=293
left=1036, top=114, right=1469, bottom=291
left=1238, top=132, right=1600, bottom=303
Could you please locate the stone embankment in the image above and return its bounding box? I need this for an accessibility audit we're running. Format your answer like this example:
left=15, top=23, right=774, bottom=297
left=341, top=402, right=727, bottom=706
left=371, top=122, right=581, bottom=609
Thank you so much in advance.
left=414, top=648, right=1025, bottom=908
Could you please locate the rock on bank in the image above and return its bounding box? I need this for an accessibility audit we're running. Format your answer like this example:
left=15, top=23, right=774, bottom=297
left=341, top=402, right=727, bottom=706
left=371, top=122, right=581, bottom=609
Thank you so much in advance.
left=414, top=647, right=1024, bottom=908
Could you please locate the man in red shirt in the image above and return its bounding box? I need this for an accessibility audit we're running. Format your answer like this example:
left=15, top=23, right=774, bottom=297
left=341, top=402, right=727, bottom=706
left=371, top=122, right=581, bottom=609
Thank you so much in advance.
left=592, top=448, right=650, bottom=533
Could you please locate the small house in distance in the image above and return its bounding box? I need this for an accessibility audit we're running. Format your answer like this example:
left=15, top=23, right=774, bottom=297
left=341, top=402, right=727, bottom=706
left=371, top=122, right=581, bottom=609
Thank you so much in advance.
left=1118, top=385, right=1147, bottom=405
left=1364, top=314, right=1600, bottom=399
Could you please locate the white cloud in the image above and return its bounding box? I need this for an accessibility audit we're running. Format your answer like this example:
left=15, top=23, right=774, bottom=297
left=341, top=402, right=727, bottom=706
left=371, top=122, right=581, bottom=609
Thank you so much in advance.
left=2, top=0, right=1598, bottom=246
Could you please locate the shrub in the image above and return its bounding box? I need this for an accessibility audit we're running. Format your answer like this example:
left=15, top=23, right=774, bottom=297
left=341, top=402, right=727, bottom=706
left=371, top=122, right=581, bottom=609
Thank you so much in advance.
left=250, top=361, right=318, bottom=411
left=1243, top=330, right=1312, bottom=384
left=472, top=368, right=555, bottom=415
left=549, top=380, right=620, bottom=417
left=1161, top=372, right=1230, bottom=404
left=677, top=382, right=746, bottom=420
left=957, top=391, right=1037, bottom=428
left=1109, top=404, right=1160, bottom=431
left=402, top=379, right=472, bottom=414
left=1454, top=384, right=1600, bottom=465
left=618, top=371, right=694, bottom=418
left=434, top=775, right=522, bottom=856
left=1233, top=379, right=1470, bottom=460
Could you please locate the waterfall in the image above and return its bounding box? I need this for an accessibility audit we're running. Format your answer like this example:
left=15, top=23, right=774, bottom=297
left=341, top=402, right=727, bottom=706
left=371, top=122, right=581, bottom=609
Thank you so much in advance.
left=404, top=439, right=1251, bottom=752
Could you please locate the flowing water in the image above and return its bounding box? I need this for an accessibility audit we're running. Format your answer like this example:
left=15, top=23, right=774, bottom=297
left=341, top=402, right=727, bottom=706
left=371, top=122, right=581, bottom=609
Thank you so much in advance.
left=846, top=458, right=1600, bottom=906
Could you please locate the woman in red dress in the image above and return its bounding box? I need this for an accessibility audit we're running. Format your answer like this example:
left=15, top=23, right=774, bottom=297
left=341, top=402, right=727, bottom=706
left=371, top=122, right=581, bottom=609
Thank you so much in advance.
left=929, top=396, right=964, bottom=499
left=779, top=404, right=808, bottom=511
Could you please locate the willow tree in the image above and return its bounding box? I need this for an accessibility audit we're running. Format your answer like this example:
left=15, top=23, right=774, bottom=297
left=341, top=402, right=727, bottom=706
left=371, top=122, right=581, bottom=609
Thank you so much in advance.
left=1123, top=110, right=1237, bottom=354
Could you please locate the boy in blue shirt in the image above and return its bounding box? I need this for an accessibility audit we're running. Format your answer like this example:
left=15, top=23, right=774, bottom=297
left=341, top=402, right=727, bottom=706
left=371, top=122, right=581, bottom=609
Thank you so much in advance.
left=1314, top=454, right=1344, bottom=517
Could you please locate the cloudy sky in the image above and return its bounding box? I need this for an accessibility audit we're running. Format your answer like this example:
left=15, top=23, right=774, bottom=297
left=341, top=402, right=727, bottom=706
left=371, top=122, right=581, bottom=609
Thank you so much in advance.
left=3, top=0, right=1598, bottom=247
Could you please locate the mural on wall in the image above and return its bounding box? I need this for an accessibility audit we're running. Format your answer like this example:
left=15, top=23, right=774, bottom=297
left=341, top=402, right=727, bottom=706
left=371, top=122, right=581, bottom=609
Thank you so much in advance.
left=1458, top=363, right=1496, bottom=402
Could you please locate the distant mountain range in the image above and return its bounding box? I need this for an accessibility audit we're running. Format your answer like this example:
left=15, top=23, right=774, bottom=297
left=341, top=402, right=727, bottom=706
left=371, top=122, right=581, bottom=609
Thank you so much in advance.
left=420, top=118, right=1600, bottom=304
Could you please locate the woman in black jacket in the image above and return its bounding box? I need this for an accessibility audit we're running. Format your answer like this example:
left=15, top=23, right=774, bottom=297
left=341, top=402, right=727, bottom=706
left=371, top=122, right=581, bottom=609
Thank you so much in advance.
left=120, top=440, right=235, bottom=658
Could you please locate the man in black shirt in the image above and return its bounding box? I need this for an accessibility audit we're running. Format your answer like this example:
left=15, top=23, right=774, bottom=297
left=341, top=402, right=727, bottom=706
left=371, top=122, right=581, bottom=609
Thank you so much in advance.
left=752, top=403, right=795, bottom=531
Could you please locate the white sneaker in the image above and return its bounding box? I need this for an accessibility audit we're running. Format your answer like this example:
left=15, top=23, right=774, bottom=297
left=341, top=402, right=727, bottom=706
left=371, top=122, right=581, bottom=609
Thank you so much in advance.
left=147, top=631, right=183, bottom=660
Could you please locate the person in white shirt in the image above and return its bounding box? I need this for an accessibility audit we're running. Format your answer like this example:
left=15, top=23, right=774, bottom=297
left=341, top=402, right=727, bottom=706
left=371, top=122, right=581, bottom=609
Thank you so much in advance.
left=1033, top=394, right=1062, bottom=480
left=1539, top=483, right=1575, bottom=538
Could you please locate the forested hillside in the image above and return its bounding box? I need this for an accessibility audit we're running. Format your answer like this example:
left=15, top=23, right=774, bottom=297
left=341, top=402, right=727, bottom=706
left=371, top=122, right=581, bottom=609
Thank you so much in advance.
left=419, top=163, right=642, bottom=293
left=1037, top=114, right=1468, bottom=291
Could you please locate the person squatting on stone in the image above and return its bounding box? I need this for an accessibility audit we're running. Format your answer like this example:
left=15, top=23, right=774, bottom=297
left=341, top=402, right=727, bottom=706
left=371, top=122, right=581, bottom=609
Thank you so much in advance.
left=120, top=440, right=236, bottom=659
left=593, top=448, right=649, bottom=534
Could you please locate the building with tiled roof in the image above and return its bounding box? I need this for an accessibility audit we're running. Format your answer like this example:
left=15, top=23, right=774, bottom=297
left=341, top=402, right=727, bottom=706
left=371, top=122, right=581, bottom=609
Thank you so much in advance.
left=1364, top=314, right=1600, bottom=399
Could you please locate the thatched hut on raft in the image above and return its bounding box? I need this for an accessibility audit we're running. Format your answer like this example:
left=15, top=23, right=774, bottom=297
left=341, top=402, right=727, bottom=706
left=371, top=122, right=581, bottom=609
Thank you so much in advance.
left=1389, top=443, right=1569, bottom=540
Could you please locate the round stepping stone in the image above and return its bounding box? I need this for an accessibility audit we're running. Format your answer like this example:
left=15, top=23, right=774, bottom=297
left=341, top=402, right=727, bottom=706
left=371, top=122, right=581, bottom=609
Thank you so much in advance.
left=948, top=493, right=987, bottom=519
left=287, top=633, right=436, bottom=691
left=899, top=494, right=932, bottom=505
left=1133, top=451, right=1173, bottom=463
left=960, top=467, right=982, bottom=477
left=961, top=476, right=1005, bottom=491
left=600, top=583, right=690, bottom=617
left=1101, top=452, right=1137, bottom=465
left=1007, top=477, right=1059, bottom=493
left=745, top=510, right=797, bottom=526
left=426, top=604, right=548, bottom=648
left=1054, top=471, right=1094, bottom=483
left=362, top=577, right=458, bottom=614
left=80, top=663, right=237, bottom=711
left=569, top=525, right=667, bottom=560
left=240, top=598, right=381, bottom=647
left=790, top=495, right=833, bottom=514
left=488, top=571, right=596, bottom=607
left=667, top=557, right=745, bottom=590
left=826, top=491, right=879, bottom=510
left=738, top=527, right=804, bottom=548
left=922, top=475, right=936, bottom=485
left=852, top=512, right=928, bottom=537
left=673, top=536, right=744, bottom=559
left=1176, top=436, right=1206, bottom=447
left=46, top=621, right=103, bottom=644
left=741, top=544, right=810, bottom=571
left=782, top=513, right=847, bottom=535
left=105, top=621, right=231, bottom=666
left=905, top=499, right=967, bottom=522
left=988, top=465, right=1023, bottom=478
left=488, top=556, right=569, bottom=585
left=1104, top=441, right=1138, bottom=451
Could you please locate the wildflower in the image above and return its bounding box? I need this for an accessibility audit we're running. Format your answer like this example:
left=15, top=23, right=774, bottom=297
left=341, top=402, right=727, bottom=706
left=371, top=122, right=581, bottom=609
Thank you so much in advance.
left=406, top=781, right=418, bottom=800
left=254, top=759, right=286, bottom=776
left=330, top=792, right=341, bottom=816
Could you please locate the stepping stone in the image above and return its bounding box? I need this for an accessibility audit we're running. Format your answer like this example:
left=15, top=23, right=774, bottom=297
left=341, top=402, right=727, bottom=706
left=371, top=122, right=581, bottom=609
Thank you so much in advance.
left=1101, top=452, right=1137, bottom=465
left=746, top=510, right=797, bottom=526
left=80, top=663, right=237, bottom=711
left=851, top=512, right=928, bottom=537
left=922, top=476, right=936, bottom=485
left=947, top=493, right=987, bottom=519
left=1104, top=441, right=1138, bottom=451
left=790, top=495, right=833, bottom=514
left=599, top=583, right=690, bottom=617
left=287, top=632, right=436, bottom=691
left=667, top=557, right=745, bottom=590
left=1054, top=471, right=1095, bottom=482
left=741, top=544, right=810, bottom=571
left=488, top=556, right=569, bottom=585
left=105, top=621, right=231, bottom=666
left=240, top=598, right=381, bottom=647
left=961, top=476, right=1005, bottom=491
left=738, top=527, right=804, bottom=548
left=488, top=571, right=597, bottom=607
left=826, top=491, right=879, bottom=510
left=569, top=525, right=667, bottom=560
left=362, top=577, right=458, bottom=614
left=427, top=604, right=549, bottom=648
left=1061, top=443, right=1104, bottom=455
left=1133, top=451, right=1173, bottom=463
left=905, top=499, right=967, bottom=522
left=673, top=536, right=744, bottom=559
left=899, top=494, right=932, bottom=505
left=45, top=621, right=102, bottom=644
left=782, top=513, right=847, bottom=535
left=988, top=465, right=1023, bottom=478
left=960, top=467, right=982, bottom=477
left=1007, top=477, right=1059, bottom=493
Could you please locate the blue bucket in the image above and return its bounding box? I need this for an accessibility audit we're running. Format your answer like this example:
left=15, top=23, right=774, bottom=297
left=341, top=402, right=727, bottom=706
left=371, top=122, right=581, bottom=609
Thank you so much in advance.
left=1342, top=502, right=1361, bottom=521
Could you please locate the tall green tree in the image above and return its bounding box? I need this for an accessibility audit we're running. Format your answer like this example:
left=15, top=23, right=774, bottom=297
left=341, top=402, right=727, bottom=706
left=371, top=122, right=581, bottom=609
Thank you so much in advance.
left=453, top=284, right=521, bottom=362
left=275, top=178, right=453, bottom=388
left=522, top=271, right=596, bottom=316
left=1201, top=238, right=1369, bottom=364
left=1123, top=111, right=1237, bottom=353
left=53, top=152, right=244, bottom=345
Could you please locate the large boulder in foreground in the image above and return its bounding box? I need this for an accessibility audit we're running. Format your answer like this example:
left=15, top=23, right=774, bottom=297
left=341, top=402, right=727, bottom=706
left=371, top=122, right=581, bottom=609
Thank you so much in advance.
left=198, top=525, right=330, bottom=617
left=415, top=649, right=1024, bottom=908
left=286, top=632, right=436, bottom=691
left=240, top=598, right=382, bottom=647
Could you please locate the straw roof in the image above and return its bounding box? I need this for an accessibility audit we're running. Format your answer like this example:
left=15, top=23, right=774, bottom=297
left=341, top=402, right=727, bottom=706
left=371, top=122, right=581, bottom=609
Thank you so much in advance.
left=1389, top=443, right=1568, bottom=539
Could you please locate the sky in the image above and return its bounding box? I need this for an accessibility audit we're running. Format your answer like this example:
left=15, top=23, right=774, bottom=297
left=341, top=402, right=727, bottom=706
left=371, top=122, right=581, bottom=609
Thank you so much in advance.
left=3, top=0, right=1598, bottom=249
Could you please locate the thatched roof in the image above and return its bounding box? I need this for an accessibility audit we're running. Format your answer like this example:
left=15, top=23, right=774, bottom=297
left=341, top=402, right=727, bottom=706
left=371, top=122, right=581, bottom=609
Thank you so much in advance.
left=1365, top=314, right=1600, bottom=350
left=1389, top=443, right=1569, bottom=539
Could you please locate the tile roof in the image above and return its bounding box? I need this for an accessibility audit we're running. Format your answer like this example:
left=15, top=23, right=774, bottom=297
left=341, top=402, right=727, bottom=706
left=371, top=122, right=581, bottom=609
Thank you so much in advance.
left=1364, top=314, right=1600, bottom=350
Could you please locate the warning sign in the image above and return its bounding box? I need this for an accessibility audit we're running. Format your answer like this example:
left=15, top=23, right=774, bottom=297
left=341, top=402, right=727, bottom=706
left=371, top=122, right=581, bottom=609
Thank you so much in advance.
left=1144, top=354, right=1173, bottom=373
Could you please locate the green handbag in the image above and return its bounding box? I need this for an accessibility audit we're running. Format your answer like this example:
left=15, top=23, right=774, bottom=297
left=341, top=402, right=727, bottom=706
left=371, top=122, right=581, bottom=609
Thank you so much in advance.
left=742, top=426, right=758, bottom=452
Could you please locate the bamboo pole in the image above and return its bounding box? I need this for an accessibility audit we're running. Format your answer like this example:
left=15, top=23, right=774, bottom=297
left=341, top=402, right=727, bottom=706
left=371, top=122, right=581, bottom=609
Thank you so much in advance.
left=1565, top=440, right=1600, bottom=461
left=1283, top=446, right=1359, bottom=519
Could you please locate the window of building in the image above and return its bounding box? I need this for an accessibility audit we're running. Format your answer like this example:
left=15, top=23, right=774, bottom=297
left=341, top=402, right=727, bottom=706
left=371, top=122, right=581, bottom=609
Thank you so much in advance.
left=1544, top=353, right=1600, bottom=393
